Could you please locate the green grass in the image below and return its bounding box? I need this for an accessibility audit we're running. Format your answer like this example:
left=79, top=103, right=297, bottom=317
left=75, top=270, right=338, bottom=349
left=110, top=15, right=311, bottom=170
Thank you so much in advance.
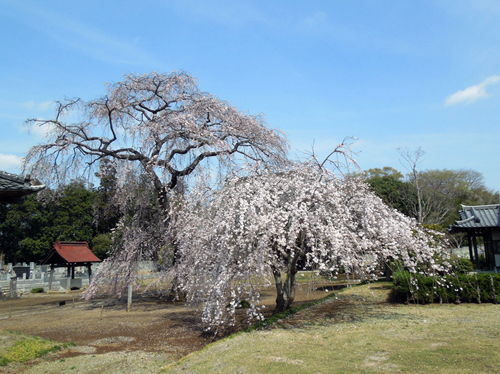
left=0, top=331, right=74, bottom=367
left=164, top=282, right=500, bottom=373
left=242, top=290, right=340, bottom=333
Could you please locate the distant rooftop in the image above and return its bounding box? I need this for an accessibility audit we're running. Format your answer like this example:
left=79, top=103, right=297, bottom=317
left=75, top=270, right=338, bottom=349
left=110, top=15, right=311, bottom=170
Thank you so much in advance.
left=450, top=204, right=500, bottom=231
left=0, top=170, right=45, bottom=204
left=43, top=241, right=101, bottom=265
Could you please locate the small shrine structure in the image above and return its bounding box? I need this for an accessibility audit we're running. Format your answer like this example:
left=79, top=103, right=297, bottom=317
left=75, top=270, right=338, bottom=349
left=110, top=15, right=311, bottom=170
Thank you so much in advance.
left=449, top=204, right=500, bottom=271
left=42, top=241, right=101, bottom=291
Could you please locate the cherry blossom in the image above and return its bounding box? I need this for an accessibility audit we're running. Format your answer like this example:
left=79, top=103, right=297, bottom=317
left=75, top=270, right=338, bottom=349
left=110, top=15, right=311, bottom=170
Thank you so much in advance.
left=173, top=157, right=448, bottom=329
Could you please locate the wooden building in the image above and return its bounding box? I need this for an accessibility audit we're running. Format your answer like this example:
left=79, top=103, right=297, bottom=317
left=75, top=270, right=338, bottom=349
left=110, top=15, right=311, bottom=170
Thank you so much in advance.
left=0, top=171, right=45, bottom=204
left=449, top=204, right=500, bottom=271
left=42, top=241, right=101, bottom=291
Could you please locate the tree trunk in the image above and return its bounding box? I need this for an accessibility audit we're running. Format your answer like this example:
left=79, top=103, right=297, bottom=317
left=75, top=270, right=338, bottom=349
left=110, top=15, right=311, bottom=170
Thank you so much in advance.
left=272, top=252, right=300, bottom=314
left=273, top=268, right=286, bottom=314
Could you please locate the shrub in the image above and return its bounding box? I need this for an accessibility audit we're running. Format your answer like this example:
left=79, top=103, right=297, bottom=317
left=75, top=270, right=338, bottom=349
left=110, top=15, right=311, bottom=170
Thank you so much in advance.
left=30, top=288, right=44, bottom=294
left=451, top=257, right=474, bottom=274
left=478, top=255, right=488, bottom=270
left=392, top=271, right=500, bottom=304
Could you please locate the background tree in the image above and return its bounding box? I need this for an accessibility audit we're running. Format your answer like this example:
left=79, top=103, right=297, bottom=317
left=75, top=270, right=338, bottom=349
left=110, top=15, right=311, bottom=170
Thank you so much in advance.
left=93, top=159, right=121, bottom=235
left=361, top=167, right=414, bottom=216
left=362, top=163, right=499, bottom=227
left=51, top=180, right=96, bottom=243
left=398, top=147, right=426, bottom=223
left=0, top=196, right=39, bottom=263
left=0, top=181, right=99, bottom=263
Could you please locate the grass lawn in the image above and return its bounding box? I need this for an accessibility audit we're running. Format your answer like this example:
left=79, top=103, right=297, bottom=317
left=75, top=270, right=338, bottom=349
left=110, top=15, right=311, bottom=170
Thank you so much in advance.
left=164, top=282, right=500, bottom=373
left=0, top=330, right=71, bottom=368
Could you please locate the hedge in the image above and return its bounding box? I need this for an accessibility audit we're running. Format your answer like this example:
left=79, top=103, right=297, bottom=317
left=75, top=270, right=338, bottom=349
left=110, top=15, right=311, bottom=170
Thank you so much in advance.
left=392, top=270, right=500, bottom=304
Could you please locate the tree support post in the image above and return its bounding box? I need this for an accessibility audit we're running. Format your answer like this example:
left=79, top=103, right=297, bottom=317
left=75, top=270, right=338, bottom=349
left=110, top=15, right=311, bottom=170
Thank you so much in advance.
left=48, top=266, right=54, bottom=291
left=127, top=284, right=133, bottom=312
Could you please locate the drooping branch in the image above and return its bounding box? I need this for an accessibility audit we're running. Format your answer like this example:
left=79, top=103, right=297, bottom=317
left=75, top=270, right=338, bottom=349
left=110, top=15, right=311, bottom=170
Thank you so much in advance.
left=24, top=71, right=289, bottom=300
left=173, top=159, right=449, bottom=329
left=23, top=71, right=289, bottom=195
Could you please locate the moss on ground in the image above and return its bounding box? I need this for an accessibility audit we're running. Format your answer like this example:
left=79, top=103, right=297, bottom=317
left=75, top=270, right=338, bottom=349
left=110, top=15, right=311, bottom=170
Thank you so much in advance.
left=0, top=331, right=73, bottom=367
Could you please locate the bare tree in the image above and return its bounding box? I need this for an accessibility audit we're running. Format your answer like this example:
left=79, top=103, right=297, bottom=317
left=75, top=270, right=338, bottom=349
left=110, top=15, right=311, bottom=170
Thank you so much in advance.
left=24, top=71, right=288, bottom=204
left=398, top=147, right=426, bottom=223
left=397, top=147, right=497, bottom=225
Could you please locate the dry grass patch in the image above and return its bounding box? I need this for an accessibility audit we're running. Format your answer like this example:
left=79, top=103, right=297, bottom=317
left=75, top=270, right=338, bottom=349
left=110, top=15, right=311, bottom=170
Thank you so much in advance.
left=165, top=282, right=500, bottom=373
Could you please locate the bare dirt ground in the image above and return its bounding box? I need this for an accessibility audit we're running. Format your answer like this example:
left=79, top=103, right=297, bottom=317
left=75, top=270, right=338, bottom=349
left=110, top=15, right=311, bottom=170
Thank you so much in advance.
left=0, top=281, right=340, bottom=373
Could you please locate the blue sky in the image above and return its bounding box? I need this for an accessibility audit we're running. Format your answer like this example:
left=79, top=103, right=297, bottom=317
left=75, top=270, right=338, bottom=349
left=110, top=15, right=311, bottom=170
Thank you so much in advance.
left=1, top=0, right=499, bottom=191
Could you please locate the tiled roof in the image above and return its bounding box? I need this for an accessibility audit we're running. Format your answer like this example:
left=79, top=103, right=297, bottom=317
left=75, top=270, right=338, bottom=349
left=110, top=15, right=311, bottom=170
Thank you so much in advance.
left=43, top=241, right=101, bottom=265
left=0, top=170, right=45, bottom=203
left=451, top=204, right=500, bottom=230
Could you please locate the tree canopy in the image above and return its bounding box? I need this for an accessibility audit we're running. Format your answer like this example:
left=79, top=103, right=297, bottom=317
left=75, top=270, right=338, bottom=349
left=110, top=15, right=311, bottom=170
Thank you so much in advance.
left=23, top=71, right=288, bottom=200
left=21, top=71, right=289, bottom=287
left=362, top=166, right=499, bottom=227
left=171, top=160, right=447, bottom=329
left=18, top=72, right=496, bottom=328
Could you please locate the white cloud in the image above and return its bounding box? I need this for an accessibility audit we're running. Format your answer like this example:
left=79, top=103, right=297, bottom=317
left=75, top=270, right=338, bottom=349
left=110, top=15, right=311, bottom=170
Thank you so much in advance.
left=304, top=11, right=329, bottom=30
left=28, top=122, right=56, bottom=138
left=0, top=153, right=22, bottom=170
left=445, top=75, right=500, bottom=106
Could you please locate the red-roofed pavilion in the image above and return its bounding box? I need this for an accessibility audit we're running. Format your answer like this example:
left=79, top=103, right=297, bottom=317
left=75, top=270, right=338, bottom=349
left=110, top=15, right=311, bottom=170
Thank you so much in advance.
left=43, top=241, right=101, bottom=289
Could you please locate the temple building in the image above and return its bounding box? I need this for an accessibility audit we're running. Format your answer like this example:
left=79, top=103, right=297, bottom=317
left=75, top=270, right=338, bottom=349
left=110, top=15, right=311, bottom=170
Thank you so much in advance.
left=0, top=171, right=45, bottom=204
left=449, top=204, right=500, bottom=271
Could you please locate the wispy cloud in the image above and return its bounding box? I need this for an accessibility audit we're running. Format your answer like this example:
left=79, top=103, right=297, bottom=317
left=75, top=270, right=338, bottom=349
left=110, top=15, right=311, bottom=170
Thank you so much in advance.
left=167, top=0, right=268, bottom=27
left=6, top=2, right=158, bottom=67
left=21, top=101, right=55, bottom=112
left=26, top=122, right=56, bottom=139
left=0, top=153, right=22, bottom=170
left=445, top=75, right=500, bottom=106
left=303, top=11, right=330, bottom=31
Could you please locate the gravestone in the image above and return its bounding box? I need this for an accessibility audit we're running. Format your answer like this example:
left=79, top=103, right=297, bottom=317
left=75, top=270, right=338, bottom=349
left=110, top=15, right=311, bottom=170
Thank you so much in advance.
left=9, top=277, right=17, bottom=298
left=59, top=278, right=82, bottom=292
left=13, top=266, right=30, bottom=279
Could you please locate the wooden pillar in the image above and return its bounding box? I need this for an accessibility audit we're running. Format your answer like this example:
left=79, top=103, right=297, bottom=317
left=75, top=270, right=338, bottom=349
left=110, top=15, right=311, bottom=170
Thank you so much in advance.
left=468, top=233, right=474, bottom=264
left=67, top=265, right=71, bottom=278
left=486, top=232, right=494, bottom=270
left=87, top=264, right=92, bottom=284
left=71, top=265, right=75, bottom=280
left=473, top=234, right=480, bottom=269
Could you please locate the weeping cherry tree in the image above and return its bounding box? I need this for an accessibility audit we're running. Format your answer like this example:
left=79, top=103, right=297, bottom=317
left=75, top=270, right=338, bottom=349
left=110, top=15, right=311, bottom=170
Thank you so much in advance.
left=172, top=148, right=449, bottom=330
left=22, top=71, right=288, bottom=297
